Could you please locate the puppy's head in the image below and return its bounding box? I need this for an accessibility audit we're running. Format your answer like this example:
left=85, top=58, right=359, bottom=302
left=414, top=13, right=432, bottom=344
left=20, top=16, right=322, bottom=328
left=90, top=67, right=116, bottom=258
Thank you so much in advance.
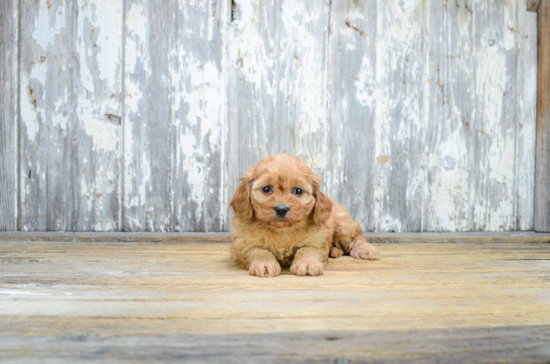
left=230, top=154, right=332, bottom=228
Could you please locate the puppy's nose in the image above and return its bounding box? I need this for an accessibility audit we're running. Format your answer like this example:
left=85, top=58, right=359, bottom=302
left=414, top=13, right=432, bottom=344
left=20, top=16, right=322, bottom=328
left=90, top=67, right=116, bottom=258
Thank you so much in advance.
left=274, top=205, right=289, bottom=217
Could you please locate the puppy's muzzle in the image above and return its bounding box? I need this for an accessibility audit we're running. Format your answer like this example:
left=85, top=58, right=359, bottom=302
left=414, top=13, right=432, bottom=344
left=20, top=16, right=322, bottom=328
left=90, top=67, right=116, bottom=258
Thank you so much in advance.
left=274, top=205, right=289, bottom=217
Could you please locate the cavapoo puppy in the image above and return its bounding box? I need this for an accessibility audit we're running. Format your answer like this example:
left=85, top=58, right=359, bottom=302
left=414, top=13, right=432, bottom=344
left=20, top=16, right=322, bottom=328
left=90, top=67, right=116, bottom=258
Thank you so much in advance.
left=230, top=153, right=379, bottom=277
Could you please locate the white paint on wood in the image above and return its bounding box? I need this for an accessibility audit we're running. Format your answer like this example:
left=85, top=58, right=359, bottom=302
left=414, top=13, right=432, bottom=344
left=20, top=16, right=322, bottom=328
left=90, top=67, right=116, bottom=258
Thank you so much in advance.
left=227, top=0, right=329, bottom=226
left=425, top=0, right=473, bottom=232
left=0, top=0, right=19, bottom=231
left=170, top=0, right=226, bottom=232
left=5, top=0, right=542, bottom=232
left=326, top=0, right=376, bottom=231
left=124, top=0, right=225, bottom=232
left=373, top=0, right=425, bottom=232
left=471, top=0, right=519, bottom=231
left=20, top=0, right=122, bottom=231
left=517, top=2, right=538, bottom=230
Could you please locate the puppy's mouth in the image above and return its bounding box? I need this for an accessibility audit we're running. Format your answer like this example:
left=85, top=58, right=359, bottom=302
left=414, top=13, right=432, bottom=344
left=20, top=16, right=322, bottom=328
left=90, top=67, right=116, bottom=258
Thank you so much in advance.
left=269, top=216, right=292, bottom=228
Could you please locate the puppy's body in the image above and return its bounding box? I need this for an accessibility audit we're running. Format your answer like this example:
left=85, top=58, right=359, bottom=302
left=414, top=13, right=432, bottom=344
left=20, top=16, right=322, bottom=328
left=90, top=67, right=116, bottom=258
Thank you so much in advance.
left=230, top=154, right=378, bottom=277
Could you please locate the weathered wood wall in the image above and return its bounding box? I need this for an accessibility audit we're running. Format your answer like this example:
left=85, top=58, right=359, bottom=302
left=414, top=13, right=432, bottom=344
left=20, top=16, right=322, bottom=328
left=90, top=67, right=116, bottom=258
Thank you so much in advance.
left=535, top=0, right=550, bottom=232
left=0, top=0, right=540, bottom=232
left=0, top=0, right=19, bottom=231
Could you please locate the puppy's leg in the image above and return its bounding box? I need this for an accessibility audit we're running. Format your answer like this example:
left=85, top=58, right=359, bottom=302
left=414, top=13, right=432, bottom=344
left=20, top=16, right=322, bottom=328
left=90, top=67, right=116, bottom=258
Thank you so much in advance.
left=232, top=246, right=281, bottom=278
left=334, top=219, right=379, bottom=260
left=290, top=247, right=326, bottom=276
left=330, top=246, right=344, bottom=258
left=348, top=230, right=379, bottom=260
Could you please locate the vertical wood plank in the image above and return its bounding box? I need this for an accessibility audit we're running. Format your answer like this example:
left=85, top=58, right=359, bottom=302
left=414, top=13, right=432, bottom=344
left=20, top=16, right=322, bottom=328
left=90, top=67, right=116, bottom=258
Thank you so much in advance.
left=74, top=0, right=123, bottom=231
left=226, top=0, right=329, bottom=225
left=373, top=0, right=425, bottom=232
left=517, top=1, right=538, bottom=230
left=326, top=0, right=376, bottom=230
left=20, top=0, right=72, bottom=231
left=471, top=0, right=519, bottom=231
left=20, top=0, right=122, bottom=231
left=527, top=0, right=543, bottom=12
left=535, top=0, right=550, bottom=232
left=124, top=0, right=226, bottom=232
left=123, top=0, right=173, bottom=231
left=424, top=0, right=473, bottom=231
left=170, top=1, right=227, bottom=232
left=0, top=0, right=19, bottom=231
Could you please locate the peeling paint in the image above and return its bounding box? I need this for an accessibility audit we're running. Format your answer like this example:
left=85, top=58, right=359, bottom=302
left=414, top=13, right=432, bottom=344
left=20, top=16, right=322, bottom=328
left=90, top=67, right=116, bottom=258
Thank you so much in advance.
left=12, top=0, right=537, bottom=233
left=33, top=1, right=66, bottom=51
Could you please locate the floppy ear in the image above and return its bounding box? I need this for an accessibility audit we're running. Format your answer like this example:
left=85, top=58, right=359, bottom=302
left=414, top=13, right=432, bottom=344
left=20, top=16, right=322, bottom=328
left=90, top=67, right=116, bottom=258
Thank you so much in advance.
left=230, top=177, right=254, bottom=223
left=313, top=189, right=332, bottom=226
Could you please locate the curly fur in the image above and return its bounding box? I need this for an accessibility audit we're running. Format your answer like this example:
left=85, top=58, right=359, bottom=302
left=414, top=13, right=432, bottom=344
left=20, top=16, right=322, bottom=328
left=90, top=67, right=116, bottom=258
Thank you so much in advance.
left=230, top=154, right=379, bottom=277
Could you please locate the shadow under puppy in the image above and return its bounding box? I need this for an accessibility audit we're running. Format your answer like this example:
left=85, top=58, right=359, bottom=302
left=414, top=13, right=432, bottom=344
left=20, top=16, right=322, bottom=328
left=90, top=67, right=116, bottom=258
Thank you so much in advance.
left=230, top=154, right=379, bottom=277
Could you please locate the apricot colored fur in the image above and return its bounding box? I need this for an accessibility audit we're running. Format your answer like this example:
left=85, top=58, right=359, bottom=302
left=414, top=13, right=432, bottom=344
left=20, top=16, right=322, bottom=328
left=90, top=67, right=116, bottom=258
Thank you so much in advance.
left=230, top=154, right=379, bottom=277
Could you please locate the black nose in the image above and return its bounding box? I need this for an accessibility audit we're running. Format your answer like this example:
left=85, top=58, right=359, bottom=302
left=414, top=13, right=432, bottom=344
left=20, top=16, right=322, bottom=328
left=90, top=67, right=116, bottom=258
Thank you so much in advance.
left=274, top=205, right=289, bottom=217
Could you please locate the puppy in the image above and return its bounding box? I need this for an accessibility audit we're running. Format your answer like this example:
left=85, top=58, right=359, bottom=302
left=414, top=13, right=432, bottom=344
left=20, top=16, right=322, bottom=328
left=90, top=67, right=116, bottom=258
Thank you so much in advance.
left=229, top=154, right=379, bottom=277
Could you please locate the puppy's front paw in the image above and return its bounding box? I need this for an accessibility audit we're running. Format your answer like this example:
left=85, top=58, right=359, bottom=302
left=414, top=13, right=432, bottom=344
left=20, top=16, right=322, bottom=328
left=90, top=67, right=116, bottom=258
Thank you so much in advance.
left=248, top=260, right=281, bottom=278
left=290, top=258, right=324, bottom=276
left=350, top=242, right=379, bottom=260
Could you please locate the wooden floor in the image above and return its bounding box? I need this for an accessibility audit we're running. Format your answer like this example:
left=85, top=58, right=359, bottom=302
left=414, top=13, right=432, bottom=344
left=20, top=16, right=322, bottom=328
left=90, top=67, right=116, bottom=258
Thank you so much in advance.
left=1, top=236, right=550, bottom=363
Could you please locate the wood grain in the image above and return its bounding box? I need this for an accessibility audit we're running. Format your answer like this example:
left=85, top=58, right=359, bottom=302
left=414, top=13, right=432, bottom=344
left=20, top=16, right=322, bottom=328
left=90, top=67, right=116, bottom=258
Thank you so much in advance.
left=527, top=0, right=543, bottom=12
left=0, top=0, right=18, bottom=231
left=124, top=0, right=226, bottom=232
left=326, top=0, right=376, bottom=231
left=535, top=0, right=550, bottom=232
left=373, top=0, right=425, bottom=232
left=19, top=0, right=122, bottom=231
left=123, top=0, right=173, bottom=231
left=1, top=326, right=549, bottom=363
left=517, top=2, right=538, bottom=230
left=1, top=240, right=550, bottom=362
left=3, top=0, right=543, bottom=233
left=0, top=231, right=549, bottom=243
left=471, top=0, right=519, bottom=231
left=424, top=0, right=473, bottom=231
left=226, top=0, right=329, bottom=227
left=169, top=1, right=226, bottom=232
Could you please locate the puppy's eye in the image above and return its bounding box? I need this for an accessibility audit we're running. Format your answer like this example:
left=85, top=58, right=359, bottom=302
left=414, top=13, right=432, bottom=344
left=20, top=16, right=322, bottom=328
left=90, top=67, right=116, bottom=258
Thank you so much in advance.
left=293, top=188, right=303, bottom=195
left=262, top=186, right=272, bottom=193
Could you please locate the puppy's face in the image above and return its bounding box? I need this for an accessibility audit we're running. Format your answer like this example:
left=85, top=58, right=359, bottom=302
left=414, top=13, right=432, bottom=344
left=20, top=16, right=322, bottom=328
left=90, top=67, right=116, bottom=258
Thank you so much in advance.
left=249, top=165, right=316, bottom=228
left=230, top=154, right=332, bottom=228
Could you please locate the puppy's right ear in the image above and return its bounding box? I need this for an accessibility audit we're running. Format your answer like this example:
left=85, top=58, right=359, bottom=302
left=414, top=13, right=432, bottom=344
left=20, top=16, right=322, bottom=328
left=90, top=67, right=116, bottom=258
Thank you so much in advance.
left=230, top=177, right=254, bottom=222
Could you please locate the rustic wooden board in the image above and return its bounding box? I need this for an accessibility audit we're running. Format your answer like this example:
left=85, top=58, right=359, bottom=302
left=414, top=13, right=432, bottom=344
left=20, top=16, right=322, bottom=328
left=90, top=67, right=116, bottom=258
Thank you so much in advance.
left=123, top=0, right=225, bottom=232
left=424, top=0, right=473, bottom=232
left=19, top=0, right=122, bottom=231
left=325, top=0, right=376, bottom=231
left=226, top=0, right=330, bottom=226
left=1, top=240, right=550, bottom=362
left=0, top=231, right=549, bottom=243
left=4, top=0, right=542, bottom=233
left=169, top=1, right=227, bottom=232
left=1, top=326, right=549, bottom=363
left=123, top=0, right=173, bottom=231
left=535, top=0, right=550, bottom=232
left=517, top=3, right=538, bottom=230
left=470, top=0, right=519, bottom=231
left=0, top=0, right=18, bottom=231
left=527, top=0, right=543, bottom=12
left=372, top=0, right=425, bottom=232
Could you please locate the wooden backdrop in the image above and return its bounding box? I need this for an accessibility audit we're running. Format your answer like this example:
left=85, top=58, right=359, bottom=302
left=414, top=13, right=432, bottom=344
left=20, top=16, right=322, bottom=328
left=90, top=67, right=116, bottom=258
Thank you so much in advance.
left=0, top=0, right=539, bottom=232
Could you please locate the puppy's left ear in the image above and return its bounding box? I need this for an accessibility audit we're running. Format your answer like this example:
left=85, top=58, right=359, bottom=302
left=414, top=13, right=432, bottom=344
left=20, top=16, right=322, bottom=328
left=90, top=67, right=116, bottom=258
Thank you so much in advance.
left=313, top=190, right=332, bottom=226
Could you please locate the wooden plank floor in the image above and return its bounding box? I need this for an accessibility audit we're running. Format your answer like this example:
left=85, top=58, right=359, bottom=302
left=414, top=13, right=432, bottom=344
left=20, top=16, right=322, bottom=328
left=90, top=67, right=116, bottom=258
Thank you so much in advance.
left=1, top=238, right=550, bottom=363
